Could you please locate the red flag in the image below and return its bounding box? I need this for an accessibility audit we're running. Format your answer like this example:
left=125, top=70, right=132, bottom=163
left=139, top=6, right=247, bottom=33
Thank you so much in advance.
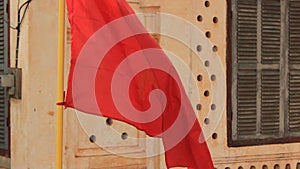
left=65, top=0, right=214, bottom=168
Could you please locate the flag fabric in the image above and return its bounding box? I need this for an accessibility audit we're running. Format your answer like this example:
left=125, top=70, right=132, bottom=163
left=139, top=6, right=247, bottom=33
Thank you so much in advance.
left=65, top=0, right=214, bottom=168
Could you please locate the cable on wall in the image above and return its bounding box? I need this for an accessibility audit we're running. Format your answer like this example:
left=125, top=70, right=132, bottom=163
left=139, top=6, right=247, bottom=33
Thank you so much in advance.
left=5, top=0, right=32, bottom=68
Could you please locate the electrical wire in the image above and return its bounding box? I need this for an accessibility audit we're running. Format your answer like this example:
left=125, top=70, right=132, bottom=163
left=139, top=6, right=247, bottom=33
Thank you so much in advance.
left=4, top=0, right=32, bottom=68
left=4, top=20, right=17, bottom=30
left=18, top=0, right=31, bottom=26
left=15, top=0, right=32, bottom=68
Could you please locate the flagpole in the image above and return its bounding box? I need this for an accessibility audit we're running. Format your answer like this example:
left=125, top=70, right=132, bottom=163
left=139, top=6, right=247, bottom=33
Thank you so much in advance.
left=56, top=0, right=65, bottom=168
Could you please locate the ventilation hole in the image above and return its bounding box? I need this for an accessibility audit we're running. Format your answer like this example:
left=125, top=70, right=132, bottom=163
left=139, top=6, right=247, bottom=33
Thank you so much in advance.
left=263, top=165, right=268, bottom=169
left=121, top=132, right=128, bottom=140
left=213, top=17, right=219, bottom=23
left=238, top=167, right=243, bottom=169
left=205, top=1, right=210, bottom=7
left=285, top=164, right=290, bottom=169
left=197, top=74, right=203, bottom=81
left=212, top=45, right=218, bottom=52
left=212, top=133, right=218, bottom=139
left=204, top=90, right=210, bottom=97
left=197, top=15, right=203, bottom=22
left=297, top=163, right=300, bottom=169
left=196, top=104, right=202, bottom=110
left=250, top=166, right=256, bottom=169
left=206, top=31, right=211, bottom=38
left=211, top=74, right=216, bottom=81
left=211, top=104, right=216, bottom=110
left=274, top=164, right=279, bottom=169
left=197, top=45, right=202, bottom=52
left=89, top=135, right=96, bottom=143
left=204, top=118, right=210, bottom=125
left=106, top=118, right=113, bottom=126
left=205, top=60, right=210, bottom=67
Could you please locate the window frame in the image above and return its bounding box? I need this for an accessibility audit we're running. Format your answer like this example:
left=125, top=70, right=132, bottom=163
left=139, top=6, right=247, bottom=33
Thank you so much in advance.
left=227, top=0, right=300, bottom=147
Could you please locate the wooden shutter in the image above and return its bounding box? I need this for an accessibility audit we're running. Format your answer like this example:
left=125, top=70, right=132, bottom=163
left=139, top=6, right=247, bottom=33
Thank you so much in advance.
left=260, top=0, right=281, bottom=136
left=260, top=69, right=280, bottom=135
left=0, top=0, right=9, bottom=150
left=234, top=0, right=258, bottom=139
left=261, top=0, right=281, bottom=64
left=232, top=0, right=300, bottom=145
left=288, top=0, right=300, bottom=134
left=233, top=0, right=282, bottom=141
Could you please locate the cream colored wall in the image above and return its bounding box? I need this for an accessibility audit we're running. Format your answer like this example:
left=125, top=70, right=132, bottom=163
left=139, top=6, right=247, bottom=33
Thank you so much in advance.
left=8, top=0, right=300, bottom=169
left=157, top=0, right=300, bottom=169
left=10, top=0, right=58, bottom=168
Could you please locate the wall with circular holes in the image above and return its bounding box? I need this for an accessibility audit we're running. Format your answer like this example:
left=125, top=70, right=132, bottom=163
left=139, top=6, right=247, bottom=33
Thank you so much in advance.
left=61, top=0, right=300, bottom=168
left=149, top=0, right=300, bottom=169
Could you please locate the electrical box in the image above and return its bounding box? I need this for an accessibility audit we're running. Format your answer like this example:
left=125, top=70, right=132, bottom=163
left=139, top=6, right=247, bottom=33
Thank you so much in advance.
left=0, top=68, right=22, bottom=99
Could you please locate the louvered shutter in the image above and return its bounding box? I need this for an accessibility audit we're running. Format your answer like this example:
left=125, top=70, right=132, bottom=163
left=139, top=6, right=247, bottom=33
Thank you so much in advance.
left=232, top=0, right=300, bottom=144
left=260, top=0, right=281, bottom=136
left=288, top=0, right=300, bottom=134
left=234, top=0, right=258, bottom=139
left=233, top=0, right=282, bottom=141
left=0, top=0, right=9, bottom=150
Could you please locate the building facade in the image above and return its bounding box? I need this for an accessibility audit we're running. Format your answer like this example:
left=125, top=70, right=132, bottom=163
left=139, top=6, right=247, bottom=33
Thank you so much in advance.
left=0, top=0, right=297, bottom=168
